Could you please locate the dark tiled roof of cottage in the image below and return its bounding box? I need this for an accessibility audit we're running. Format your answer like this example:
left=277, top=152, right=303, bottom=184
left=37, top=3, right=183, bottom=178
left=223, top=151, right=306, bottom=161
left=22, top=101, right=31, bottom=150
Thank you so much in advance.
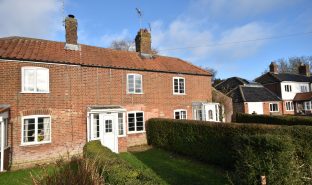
left=293, top=92, right=312, bottom=101
left=0, top=37, right=211, bottom=76
left=229, top=85, right=281, bottom=103
left=255, top=72, right=311, bottom=84
left=214, top=77, right=250, bottom=94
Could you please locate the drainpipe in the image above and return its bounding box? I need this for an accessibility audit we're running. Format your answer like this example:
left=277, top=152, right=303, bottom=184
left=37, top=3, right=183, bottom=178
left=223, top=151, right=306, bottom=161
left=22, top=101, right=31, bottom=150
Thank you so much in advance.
left=0, top=116, right=4, bottom=172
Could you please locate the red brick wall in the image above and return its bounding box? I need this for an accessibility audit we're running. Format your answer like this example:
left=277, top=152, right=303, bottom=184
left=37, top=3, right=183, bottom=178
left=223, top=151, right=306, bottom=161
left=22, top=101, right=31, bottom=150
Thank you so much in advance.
left=281, top=101, right=295, bottom=115
left=0, top=60, right=212, bottom=168
left=263, top=102, right=283, bottom=115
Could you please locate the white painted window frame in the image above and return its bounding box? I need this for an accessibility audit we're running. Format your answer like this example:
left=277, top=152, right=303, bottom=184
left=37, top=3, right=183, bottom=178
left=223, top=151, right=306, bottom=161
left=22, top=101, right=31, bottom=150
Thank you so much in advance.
left=127, top=111, right=145, bottom=134
left=118, top=112, right=126, bottom=137
left=285, top=101, right=294, bottom=111
left=21, top=66, right=50, bottom=93
left=269, top=103, right=279, bottom=112
left=174, top=109, right=187, bottom=120
left=284, top=85, right=292, bottom=92
left=90, top=113, right=100, bottom=140
left=300, top=85, right=308, bottom=92
left=21, top=115, right=52, bottom=146
left=127, top=74, right=143, bottom=94
left=173, top=77, right=186, bottom=95
left=304, top=101, right=312, bottom=110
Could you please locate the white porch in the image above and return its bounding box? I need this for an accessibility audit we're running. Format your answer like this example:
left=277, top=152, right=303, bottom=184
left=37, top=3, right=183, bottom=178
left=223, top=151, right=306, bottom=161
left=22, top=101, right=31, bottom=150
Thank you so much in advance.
left=0, top=105, right=10, bottom=172
left=192, top=102, right=224, bottom=122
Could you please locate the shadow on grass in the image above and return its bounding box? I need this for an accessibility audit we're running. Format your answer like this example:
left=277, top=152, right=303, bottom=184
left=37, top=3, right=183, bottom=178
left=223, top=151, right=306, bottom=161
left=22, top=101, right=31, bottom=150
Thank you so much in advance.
left=121, top=148, right=228, bottom=185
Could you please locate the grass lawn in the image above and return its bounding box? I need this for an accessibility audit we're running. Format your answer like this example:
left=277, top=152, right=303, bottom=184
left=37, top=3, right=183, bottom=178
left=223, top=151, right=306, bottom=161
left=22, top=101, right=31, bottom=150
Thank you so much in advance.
left=120, top=148, right=228, bottom=185
left=0, top=166, right=53, bottom=185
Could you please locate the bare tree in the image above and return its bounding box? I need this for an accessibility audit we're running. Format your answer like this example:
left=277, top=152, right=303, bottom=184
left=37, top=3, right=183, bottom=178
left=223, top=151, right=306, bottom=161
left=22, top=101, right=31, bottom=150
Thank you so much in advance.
left=265, top=56, right=312, bottom=74
left=110, top=39, right=159, bottom=54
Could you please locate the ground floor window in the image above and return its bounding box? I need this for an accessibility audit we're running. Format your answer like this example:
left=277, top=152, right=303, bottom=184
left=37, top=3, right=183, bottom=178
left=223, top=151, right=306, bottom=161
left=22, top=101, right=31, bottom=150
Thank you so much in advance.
left=22, top=115, right=51, bottom=145
left=128, top=112, right=144, bottom=133
left=304, top=101, right=312, bottom=110
left=285, top=101, right=294, bottom=111
left=174, top=109, right=187, bottom=120
left=269, top=103, right=279, bottom=112
left=91, top=114, right=100, bottom=139
left=118, top=113, right=125, bottom=136
left=0, top=118, right=8, bottom=148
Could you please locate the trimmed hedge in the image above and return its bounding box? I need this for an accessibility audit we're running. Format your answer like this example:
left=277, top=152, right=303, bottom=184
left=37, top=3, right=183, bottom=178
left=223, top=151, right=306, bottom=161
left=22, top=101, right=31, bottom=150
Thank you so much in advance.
left=146, top=118, right=312, bottom=184
left=231, top=134, right=300, bottom=185
left=236, top=113, right=312, bottom=126
left=83, top=141, right=165, bottom=185
left=146, top=118, right=279, bottom=169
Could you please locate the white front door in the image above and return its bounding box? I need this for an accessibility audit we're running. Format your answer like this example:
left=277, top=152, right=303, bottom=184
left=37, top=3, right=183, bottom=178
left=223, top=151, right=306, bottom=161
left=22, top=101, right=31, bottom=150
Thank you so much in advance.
left=100, top=113, right=118, bottom=153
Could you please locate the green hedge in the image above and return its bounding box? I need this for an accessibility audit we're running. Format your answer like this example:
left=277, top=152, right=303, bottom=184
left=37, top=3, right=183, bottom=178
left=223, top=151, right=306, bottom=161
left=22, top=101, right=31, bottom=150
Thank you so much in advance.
left=146, top=118, right=312, bottom=184
left=83, top=141, right=164, bottom=185
left=231, top=134, right=299, bottom=185
left=236, top=113, right=312, bottom=126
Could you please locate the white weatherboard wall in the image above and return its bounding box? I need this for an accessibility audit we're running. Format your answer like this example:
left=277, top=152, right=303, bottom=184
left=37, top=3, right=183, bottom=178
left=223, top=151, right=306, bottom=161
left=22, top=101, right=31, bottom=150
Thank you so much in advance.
left=247, top=102, right=263, bottom=114
left=281, top=82, right=310, bottom=100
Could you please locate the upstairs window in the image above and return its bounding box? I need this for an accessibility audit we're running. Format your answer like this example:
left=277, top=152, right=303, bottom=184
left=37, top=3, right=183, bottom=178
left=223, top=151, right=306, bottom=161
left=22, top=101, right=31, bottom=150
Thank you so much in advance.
left=173, top=77, right=185, bottom=94
left=301, top=86, right=308, bottom=92
left=127, top=74, right=143, bottom=94
left=174, top=109, right=187, bottom=120
left=285, top=101, right=294, bottom=111
left=269, top=103, right=279, bottom=112
left=22, top=67, right=49, bottom=93
left=284, top=85, right=292, bottom=92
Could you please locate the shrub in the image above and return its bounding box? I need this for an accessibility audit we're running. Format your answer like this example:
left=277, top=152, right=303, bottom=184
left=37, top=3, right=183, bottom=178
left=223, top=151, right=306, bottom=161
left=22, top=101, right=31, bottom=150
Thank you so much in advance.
left=236, top=113, right=312, bottom=126
left=230, top=134, right=300, bottom=185
left=83, top=140, right=164, bottom=185
left=31, top=156, right=104, bottom=185
left=146, top=118, right=279, bottom=169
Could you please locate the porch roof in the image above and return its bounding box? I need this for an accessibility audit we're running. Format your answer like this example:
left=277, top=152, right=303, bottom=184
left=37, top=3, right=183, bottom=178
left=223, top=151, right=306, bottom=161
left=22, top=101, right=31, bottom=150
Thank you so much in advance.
left=293, top=92, right=312, bottom=101
left=0, top=104, right=10, bottom=114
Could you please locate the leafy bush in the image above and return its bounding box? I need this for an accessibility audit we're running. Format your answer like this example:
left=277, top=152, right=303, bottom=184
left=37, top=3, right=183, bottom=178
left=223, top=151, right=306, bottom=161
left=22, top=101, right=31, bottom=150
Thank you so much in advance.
left=83, top=140, right=164, bottom=185
left=230, top=134, right=300, bottom=185
left=236, top=113, right=312, bottom=126
left=146, top=118, right=312, bottom=184
left=32, top=156, right=104, bottom=185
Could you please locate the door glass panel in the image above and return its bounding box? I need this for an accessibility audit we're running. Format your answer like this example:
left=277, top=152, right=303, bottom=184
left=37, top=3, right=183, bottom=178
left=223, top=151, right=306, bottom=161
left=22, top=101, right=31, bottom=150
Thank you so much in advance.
left=105, top=120, right=113, bottom=133
left=128, top=113, right=135, bottom=131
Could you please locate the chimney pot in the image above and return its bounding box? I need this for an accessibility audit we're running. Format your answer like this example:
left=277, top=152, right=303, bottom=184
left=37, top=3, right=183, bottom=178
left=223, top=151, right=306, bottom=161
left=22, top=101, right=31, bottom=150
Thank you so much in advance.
left=298, top=63, right=310, bottom=76
left=135, top=29, right=152, bottom=54
left=68, top=14, right=75, bottom=18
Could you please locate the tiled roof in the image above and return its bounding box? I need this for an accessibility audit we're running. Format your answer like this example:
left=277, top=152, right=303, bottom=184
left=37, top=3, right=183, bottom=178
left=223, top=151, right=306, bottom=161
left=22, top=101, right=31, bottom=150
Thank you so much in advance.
left=293, top=92, right=312, bottom=101
left=0, top=37, right=211, bottom=76
left=214, top=77, right=250, bottom=94
left=256, top=72, right=311, bottom=84
left=229, top=86, right=281, bottom=103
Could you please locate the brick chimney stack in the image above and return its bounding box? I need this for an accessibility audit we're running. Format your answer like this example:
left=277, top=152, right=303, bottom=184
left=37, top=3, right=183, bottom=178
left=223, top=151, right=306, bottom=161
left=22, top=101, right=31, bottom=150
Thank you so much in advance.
left=298, top=63, right=310, bottom=76
left=65, top=14, right=78, bottom=45
left=269, top=62, right=278, bottom=74
left=135, top=29, right=151, bottom=54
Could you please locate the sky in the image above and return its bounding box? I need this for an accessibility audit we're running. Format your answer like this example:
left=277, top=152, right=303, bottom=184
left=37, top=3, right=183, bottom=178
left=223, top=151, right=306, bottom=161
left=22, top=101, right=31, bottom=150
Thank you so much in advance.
left=0, top=0, right=311, bottom=80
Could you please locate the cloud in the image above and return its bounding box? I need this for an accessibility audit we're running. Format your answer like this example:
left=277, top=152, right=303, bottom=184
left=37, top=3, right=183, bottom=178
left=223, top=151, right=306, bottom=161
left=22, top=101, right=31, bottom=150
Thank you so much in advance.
left=100, top=29, right=131, bottom=46
left=0, top=0, right=62, bottom=39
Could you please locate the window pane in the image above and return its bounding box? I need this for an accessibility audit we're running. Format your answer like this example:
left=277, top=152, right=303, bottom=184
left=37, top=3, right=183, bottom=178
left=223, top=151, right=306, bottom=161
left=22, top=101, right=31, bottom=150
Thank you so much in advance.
left=118, top=113, right=124, bottom=135
left=92, top=114, right=100, bottom=138
left=135, top=75, right=142, bottom=93
left=37, top=69, right=49, bottom=92
left=24, top=118, right=35, bottom=142
left=128, top=75, right=134, bottom=93
left=24, top=69, right=36, bottom=92
left=128, top=113, right=135, bottom=131
left=180, top=111, right=186, bottom=119
left=136, top=112, right=144, bottom=131
left=175, top=112, right=180, bottom=119
left=105, top=120, right=112, bottom=133
left=174, top=79, right=179, bottom=93
left=179, top=79, right=185, bottom=93
left=38, top=117, right=50, bottom=142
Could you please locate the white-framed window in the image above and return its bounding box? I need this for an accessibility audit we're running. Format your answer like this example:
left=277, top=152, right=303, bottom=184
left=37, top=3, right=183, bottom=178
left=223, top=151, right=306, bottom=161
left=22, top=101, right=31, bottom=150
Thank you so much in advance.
left=127, top=74, right=143, bottom=94
left=304, top=101, right=312, bottom=110
left=284, top=85, right=292, bottom=92
left=174, top=109, right=187, bottom=120
left=90, top=114, right=100, bottom=140
left=208, top=110, right=213, bottom=120
left=195, top=109, right=203, bottom=121
left=285, top=101, right=294, bottom=111
left=0, top=118, right=9, bottom=148
left=22, top=67, right=49, bottom=93
left=301, top=86, right=308, bottom=92
left=22, top=115, right=51, bottom=145
left=127, top=111, right=144, bottom=133
left=118, top=112, right=126, bottom=136
left=269, top=103, right=279, bottom=112
left=173, top=77, right=185, bottom=95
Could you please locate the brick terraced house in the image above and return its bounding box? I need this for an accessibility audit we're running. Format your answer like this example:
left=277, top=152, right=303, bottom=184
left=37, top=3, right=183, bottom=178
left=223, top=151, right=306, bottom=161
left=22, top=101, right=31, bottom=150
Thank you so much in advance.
left=0, top=15, right=219, bottom=170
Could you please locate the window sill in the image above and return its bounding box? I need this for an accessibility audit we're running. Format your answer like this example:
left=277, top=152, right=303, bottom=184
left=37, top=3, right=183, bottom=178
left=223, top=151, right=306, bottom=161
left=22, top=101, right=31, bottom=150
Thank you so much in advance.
left=20, top=141, right=51, bottom=147
left=127, top=131, right=146, bottom=135
left=20, top=91, right=50, bottom=94
left=118, top=135, right=127, bottom=138
left=269, top=111, right=279, bottom=113
left=127, top=92, right=144, bottom=95
left=173, top=93, right=186, bottom=96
